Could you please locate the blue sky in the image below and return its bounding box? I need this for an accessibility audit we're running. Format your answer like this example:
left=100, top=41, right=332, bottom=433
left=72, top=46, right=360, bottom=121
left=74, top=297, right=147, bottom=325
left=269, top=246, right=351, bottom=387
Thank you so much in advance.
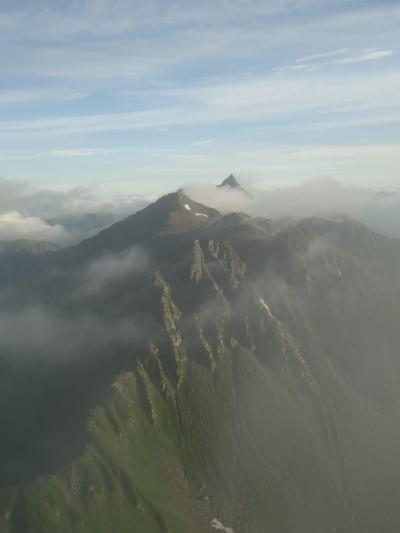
left=0, top=0, right=399, bottom=194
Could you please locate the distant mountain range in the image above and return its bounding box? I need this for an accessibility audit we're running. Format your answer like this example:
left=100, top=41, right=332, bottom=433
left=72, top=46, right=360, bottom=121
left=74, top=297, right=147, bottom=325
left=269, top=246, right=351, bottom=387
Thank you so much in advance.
left=1, top=178, right=400, bottom=532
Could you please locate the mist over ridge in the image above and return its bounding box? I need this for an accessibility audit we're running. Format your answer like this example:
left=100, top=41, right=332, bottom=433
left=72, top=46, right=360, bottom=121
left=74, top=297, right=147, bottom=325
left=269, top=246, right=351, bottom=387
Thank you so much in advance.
left=1, top=174, right=399, bottom=252
left=0, top=171, right=399, bottom=531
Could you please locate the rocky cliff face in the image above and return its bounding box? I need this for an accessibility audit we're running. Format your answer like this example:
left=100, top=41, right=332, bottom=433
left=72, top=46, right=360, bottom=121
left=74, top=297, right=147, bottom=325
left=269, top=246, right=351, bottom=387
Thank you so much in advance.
left=1, top=189, right=400, bottom=532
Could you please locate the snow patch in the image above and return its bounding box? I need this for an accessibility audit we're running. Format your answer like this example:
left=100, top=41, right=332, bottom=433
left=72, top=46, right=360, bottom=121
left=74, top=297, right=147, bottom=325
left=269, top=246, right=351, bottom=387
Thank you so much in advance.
left=184, top=203, right=208, bottom=218
left=259, top=296, right=274, bottom=320
left=211, top=518, right=234, bottom=533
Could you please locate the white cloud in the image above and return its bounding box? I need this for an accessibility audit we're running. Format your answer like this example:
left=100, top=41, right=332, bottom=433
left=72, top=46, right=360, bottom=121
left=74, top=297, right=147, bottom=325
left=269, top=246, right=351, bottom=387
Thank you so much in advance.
left=295, top=48, right=349, bottom=63
left=46, top=148, right=117, bottom=158
left=0, top=179, right=148, bottom=218
left=0, top=90, right=88, bottom=105
left=1, top=69, right=399, bottom=137
left=0, top=1, right=349, bottom=43
left=0, top=211, right=67, bottom=242
left=187, top=176, right=400, bottom=238
left=273, top=64, right=308, bottom=72
left=302, top=113, right=400, bottom=131
left=239, top=144, right=400, bottom=161
left=184, top=182, right=251, bottom=213
left=0, top=1, right=399, bottom=190
left=0, top=179, right=150, bottom=244
left=274, top=46, right=394, bottom=73
left=192, top=139, right=215, bottom=146
left=336, top=49, right=394, bottom=65
left=80, top=247, right=149, bottom=295
left=0, top=305, right=149, bottom=361
left=274, top=48, right=350, bottom=71
left=0, top=2, right=397, bottom=84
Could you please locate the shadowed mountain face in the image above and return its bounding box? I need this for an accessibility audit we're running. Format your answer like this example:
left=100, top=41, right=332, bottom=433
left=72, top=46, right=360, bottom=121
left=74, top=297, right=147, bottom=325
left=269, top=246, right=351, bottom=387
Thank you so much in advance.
left=0, top=239, right=58, bottom=255
left=219, top=174, right=241, bottom=189
left=57, top=190, right=220, bottom=264
left=218, top=174, right=251, bottom=197
left=1, top=182, right=400, bottom=532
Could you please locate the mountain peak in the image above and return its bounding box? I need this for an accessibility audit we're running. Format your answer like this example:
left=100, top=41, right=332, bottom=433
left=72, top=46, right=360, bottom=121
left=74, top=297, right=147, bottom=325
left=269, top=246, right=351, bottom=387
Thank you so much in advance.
left=61, top=190, right=221, bottom=261
left=152, top=189, right=220, bottom=220
left=153, top=189, right=191, bottom=212
left=218, top=174, right=251, bottom=198
left=218, top=174, right=241, bottom=189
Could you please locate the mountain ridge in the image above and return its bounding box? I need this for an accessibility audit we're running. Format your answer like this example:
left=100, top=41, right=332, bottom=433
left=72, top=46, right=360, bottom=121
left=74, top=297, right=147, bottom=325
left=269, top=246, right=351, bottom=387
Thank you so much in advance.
left=1, top=180, right=400, bottom=532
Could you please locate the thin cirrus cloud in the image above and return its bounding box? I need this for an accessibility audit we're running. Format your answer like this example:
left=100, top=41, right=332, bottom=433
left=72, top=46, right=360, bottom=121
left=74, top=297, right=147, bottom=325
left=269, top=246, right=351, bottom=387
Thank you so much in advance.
left=0, top=0, right=398, bottom=189
left=238, top=144, right=400, bottom=159
left=0, top=91, right=88, bottom=105
left=335, top=49, right=394, bottom=65
left=45, top=149, right=118, bottom=158
left=294, top=48, right=350, bottom=63
left=1, top=69, right=399, bottom=137
left=0, top=3, right=397, bottom=83
left=275, top=47, right=394, bottom=71
left=273, top=48, right=347, bottom=71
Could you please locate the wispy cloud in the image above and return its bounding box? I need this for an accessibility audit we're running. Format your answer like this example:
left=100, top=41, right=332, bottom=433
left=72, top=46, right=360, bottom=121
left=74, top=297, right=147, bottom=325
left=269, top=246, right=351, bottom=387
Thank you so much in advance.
left=273, top=64, right=308, bottom=72
left=295, top=48, right=349, bottom=63
left=1, top=70, right=399, bottom=137
left=239, top=144, right=400, bottom=161
left=46, top=148, right=117, bottom=158
left=336, top=49, right=394, bottom=65
left=0, top=90, right=88, bottom=105
left=276, top=47, right=394, bottom=72
left=0, top=3, right=397, bottom=83
left=192, top=139, right=215, bottom=147
left=0, top=1, right=399, bottom=189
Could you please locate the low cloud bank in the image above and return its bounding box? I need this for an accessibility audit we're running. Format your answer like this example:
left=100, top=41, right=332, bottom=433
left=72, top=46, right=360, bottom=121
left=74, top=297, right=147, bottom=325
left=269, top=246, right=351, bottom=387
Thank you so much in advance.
left=1, top=175, right=400, bottom=246
left=0, top=246, right=153, bottom=363
left=80, top=247, right=149, bottom=295
left=0, top=178, right=150, bottom=245
left=185, top=177, right=400, bottom=237
left=184, top=182, right=252, bottom=213
left=0, top=305, right=149, bottom=363
left=0, top=211, right=67, bottom=242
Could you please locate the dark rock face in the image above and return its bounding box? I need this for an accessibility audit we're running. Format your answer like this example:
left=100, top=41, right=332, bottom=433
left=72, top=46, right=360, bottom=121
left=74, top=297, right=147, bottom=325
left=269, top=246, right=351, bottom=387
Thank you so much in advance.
left=218, top=174, right=241, bottom=189
left=1, top=188, right=400, bottom=532
left=218, top=174, right=251, bottom=198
